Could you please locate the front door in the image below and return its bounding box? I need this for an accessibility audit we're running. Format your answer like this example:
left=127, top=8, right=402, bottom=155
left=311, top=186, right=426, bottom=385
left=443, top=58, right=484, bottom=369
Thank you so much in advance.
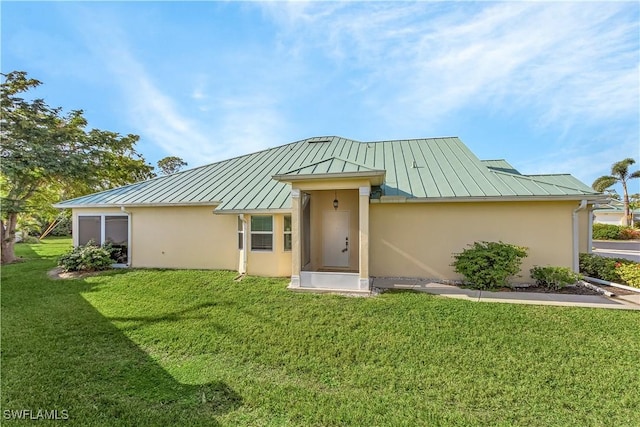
left=322, top=210, right=350, bottom=268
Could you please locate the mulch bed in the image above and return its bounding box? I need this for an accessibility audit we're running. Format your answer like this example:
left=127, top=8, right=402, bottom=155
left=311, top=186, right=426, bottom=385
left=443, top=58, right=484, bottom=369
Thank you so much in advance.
left=496, top=283, right=639, bottom=297
left=47, top=267, right=108, bottom=280
left=498, top=285, right=601, bottom=296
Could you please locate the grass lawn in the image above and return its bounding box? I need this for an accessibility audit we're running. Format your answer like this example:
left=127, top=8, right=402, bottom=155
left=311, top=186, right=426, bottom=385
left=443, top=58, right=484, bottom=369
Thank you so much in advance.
left=2, top=238, right=639, bottom=426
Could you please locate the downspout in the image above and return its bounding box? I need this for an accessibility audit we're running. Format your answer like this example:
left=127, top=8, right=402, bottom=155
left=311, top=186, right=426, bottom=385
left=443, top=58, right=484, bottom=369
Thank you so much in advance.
left=588, top=205, right=594, bottom=254
left=120, top=206, right=132, bottom=267
left=239, top=214, right=248, bottom=274
left=572, top=200, right=587, bottom=273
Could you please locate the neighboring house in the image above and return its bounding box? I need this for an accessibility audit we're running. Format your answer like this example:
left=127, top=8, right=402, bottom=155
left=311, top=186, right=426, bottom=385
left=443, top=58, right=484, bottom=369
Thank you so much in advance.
left=593, top=200, right=640, bottom=226
left=54, top=136, right=602, bottom=292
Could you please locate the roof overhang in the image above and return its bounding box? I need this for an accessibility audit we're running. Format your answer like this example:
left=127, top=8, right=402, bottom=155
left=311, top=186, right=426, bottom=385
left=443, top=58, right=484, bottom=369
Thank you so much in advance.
left=53, top=201, right=222, bottom=209
left=214, top=208, right=293, bottom=215
left=371, top=194, right=606, bottom=204
left=273, top=170, right=385, bottom=186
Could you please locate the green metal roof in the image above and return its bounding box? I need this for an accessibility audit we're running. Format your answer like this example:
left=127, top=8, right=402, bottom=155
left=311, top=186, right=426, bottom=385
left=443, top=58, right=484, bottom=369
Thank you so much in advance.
left=594, top=200, right=640, bottom=213
left=54, top=136, right=600, bottom=211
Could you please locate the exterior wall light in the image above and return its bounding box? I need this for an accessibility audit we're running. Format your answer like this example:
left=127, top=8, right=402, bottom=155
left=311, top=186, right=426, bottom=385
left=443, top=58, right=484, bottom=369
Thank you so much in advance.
left=333, top=191, right=339, bottom=210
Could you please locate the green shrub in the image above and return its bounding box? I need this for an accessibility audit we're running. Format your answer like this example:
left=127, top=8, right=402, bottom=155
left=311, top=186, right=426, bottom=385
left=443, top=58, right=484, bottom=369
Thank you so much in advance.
left=102, top=242, right=128, bottom=264
left=49, top=216, right=72, bottom=236
left=452, top=241, right=528, bottom=290
left=592, top=223, right=640, bottom=240
left=58, top=241, right=113, bottom=272
left=578, top=253, right=637, bottom=284
left=616, top=263, right=640, bottom=288
left=530, top=266, right=580, bottom=291
left=19, top=235, right=40, bottom=244
left=592, top=223, right=623, bottom=240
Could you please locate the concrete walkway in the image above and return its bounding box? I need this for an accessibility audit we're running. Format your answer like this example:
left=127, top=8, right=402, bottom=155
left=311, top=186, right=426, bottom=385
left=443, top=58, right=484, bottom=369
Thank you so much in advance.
left=592, top=240, right=640, bottom=262
left=373, top=278, right=640, bottom=310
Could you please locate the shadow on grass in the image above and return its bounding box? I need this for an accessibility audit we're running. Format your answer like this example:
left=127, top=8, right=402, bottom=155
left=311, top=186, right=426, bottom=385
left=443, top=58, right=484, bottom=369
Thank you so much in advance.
left=1, top=253, right=242, bottom=425
left=11, top=242, right=39, bottom=260
left=106, top=302, right=228, bottom=333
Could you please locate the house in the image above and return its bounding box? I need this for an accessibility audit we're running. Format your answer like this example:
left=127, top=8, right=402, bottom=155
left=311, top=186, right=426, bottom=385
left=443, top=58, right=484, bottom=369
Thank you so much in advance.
left=54, top=136, right=602, bottom=292
left=593, top=199, right=640, bottom=226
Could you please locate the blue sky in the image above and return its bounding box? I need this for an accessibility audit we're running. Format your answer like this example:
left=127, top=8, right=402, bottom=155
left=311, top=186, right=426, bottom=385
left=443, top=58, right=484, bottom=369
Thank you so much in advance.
left=2, top=1, right=639, bottom=192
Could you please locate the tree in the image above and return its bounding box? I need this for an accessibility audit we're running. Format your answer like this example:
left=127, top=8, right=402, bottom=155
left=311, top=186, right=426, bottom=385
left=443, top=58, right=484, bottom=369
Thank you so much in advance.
left=157, top=156, right=187, bottom=175
left=1, top=71, right=155, bottom=263
left=592, top=158, right=640, bottom=227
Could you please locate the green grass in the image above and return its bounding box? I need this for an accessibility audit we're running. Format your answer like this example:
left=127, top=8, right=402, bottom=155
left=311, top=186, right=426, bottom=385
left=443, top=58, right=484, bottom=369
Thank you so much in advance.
left=2, top=238, right=640, bottom=426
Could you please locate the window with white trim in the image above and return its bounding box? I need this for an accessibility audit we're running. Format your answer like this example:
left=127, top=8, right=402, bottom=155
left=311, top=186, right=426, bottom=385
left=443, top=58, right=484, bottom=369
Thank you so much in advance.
left=250, top=215, right=273, bottom=251
left=77, top=214, right=129, bottom=264
left=283, top=215, right=292, bottom=251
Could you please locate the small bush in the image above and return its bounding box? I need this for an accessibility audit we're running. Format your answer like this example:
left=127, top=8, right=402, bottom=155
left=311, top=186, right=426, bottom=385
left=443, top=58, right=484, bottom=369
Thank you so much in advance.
left=58, top=241, right=113, bottom=272
left=530, top=266, right=580, bottom=291
left=579, top=253, right=637, bottom=284
left=452, top=241, right=528, bottom=290
left=19, top=235, right=40, bottom=244
left=619, top=227, right=640, bottom=240
left=592, top=223, right=640, bottom=240
left=616, top=263, right=640, bottom=288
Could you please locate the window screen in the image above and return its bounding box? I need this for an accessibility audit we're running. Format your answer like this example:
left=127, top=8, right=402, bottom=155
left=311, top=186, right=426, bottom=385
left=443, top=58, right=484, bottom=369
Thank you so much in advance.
left=78, top=216, right=101, bottom=246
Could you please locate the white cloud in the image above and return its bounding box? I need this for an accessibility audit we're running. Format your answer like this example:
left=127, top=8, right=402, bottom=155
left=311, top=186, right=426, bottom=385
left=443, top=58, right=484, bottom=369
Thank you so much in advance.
left=263, top=2, right=639, bottom=132
left=73, top=11, right=291, bottom=166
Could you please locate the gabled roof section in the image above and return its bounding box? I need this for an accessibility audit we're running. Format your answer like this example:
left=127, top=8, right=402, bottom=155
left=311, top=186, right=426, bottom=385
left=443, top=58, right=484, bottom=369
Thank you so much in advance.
left=273, top=157, right=385, bottom=185
left=278, top=157, right=381, bottom=176
left=55, top=135, right=601, bottom=211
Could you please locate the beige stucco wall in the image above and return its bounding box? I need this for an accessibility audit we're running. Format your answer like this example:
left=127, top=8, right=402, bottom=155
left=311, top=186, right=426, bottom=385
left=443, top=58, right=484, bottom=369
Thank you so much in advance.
left=369, top=201, right=581, bottom=282
left=73, top=206, right=238, bottom=270
left=246, top=213, right=292, bottom=277
left=72, top=197, right=590, bottom=282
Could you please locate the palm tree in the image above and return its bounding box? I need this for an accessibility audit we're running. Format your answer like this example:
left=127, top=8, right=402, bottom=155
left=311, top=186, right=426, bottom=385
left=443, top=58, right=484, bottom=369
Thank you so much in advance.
left=592, top=158, right=640, bottom=227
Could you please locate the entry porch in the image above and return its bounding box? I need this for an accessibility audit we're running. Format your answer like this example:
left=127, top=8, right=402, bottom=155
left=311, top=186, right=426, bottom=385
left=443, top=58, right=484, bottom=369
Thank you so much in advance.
left=273, top=161, right=384, bottom=292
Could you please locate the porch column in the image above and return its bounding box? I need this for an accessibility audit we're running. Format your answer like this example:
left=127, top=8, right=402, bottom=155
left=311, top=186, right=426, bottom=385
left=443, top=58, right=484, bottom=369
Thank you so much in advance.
left=290, top=188, right=301, bottom=287
left=358, top=186, right=370, bottom=290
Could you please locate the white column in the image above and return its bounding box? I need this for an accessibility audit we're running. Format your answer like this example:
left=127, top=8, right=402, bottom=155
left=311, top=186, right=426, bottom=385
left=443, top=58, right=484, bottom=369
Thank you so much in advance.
left=358, top=186, right=370, bottom=290
left=290, top=188, right=301, bottom=287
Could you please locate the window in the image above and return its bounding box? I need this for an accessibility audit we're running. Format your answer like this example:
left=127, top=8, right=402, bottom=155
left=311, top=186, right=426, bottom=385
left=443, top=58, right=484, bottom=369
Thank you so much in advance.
left=78, top=216, right=101, bottom=246
left=77, top=214, right=129, bottom=264
left=283, top=215, right=292, bottom=251
left=251, top=215, right=273, bottom=251
left=238, top=217, right=244, bottom=250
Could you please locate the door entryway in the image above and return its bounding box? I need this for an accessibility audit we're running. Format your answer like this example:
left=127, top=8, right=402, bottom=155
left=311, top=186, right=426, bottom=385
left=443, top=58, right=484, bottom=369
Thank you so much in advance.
left=322, top=210, right=350, bottom=267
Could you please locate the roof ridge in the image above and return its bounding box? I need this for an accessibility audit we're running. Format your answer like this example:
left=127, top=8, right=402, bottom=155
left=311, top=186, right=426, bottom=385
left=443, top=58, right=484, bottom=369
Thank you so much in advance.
left=525, top=173, right=572, bottom=177
left=490, top=169, right=596, bottom=193
left=365, top=136, right=459, bottom=144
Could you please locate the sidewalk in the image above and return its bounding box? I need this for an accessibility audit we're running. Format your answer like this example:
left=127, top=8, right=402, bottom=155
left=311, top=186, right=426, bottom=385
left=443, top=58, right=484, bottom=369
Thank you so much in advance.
left=373, top=278, right=640, bottom=310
